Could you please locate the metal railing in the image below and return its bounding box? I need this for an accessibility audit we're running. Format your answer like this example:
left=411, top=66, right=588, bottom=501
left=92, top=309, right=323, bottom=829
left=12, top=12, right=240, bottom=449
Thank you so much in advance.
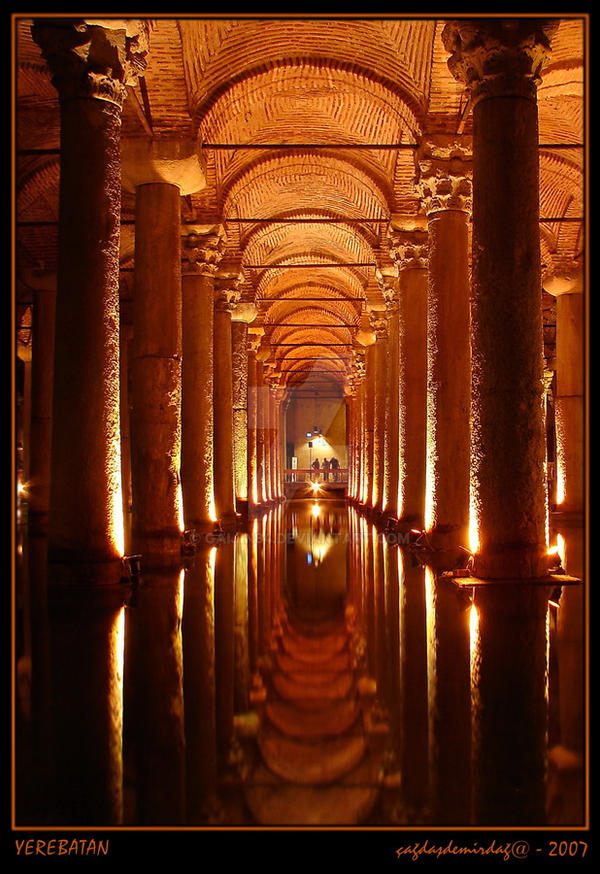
left=284, top=468, right=348, bottom=484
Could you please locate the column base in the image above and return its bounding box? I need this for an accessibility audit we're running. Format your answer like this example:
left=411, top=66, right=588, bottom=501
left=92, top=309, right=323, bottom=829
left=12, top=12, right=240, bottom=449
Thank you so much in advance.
left=550, top=509, right=584, bottom=528
left=396, top=514, right=424, bottom=533
left=448, top=571, right=580, bottom=589
left=215, top=514, right=240, bottom=533
left=46, top=556, right=126, bottom=588
left=132, top=530, right=185, bottom=564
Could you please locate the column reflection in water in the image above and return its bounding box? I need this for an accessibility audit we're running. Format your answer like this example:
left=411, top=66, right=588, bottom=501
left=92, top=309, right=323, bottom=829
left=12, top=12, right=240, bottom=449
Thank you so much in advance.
left=248, top=518, right=260, bottom=679
left=124, top=565, right=185, bottom=824
left=17, top=532, right=53, bottom=823
left=181, top=546, right=219, bottom=822
left=382, top=536, right=401, bottom=767
left=424, top=568, right=471, bottom=823
left=547, top=524, right=585, bottom=824
left=47, top=587, right=126, bottom=824
left=470, top=585, right=549, bottom=825
left=234, top=533, right=250, bottom=714
left=398, top=549, right=429, bottom=817
left=373, top=527, right=386, bottom=700
left=214, top=539, right=236, bottom=772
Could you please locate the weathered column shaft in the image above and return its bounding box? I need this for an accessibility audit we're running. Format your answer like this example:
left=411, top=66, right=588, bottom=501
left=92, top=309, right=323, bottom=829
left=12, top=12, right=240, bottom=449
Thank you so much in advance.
left=382, top=293, right=400, bottom=518
left=256, top=363, right=267, bottom=504
left=443, top=19, right=557, bottom=577
left=181, top=233, right=221, bottom=532
left=247, top=351, right=259, bottom=507
left=371, top=320, right=388, bottom=512
left=213, top=294, right=237, bottom=523
left=555, top=292, right=584, bottom=513
left=31, top=20, right=150, bottom=575
left=131, top=182, right=183, bottom=555
left=415, top=139, right=471, bottom=550
left=232, top=322, right=249, bottom=508
left=391, top=234, right=428, bottom=526
left=363, top=345, right=376, bottom=504
left=28, top=278, right=57, bottom=535
left=119, top=320, right=133, bottom=555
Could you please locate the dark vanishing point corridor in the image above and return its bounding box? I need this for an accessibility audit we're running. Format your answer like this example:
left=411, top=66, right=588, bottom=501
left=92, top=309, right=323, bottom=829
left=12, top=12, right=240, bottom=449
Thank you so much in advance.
left=14, top=14, right=586, bottom=833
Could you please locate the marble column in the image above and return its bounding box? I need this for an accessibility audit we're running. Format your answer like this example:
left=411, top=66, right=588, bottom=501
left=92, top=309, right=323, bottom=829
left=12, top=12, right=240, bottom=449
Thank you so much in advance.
left=119, top=318, right=133, bottom=556
left=213, top=278, right=242, bottom=527
left=545, top=269, right=584, bottom=516
left=380, top=278, right=400, bottom=519
left=31, top=20, right=150, bottom=581
left=181, top=227, right=225, bottom=535
left=415, top=137, right=472, bottom=555
left=363, top=341, right=377, bottom=507
left=231, top=302, right=258, bottom=515
left=24, top=270, right=57, bottom=537
left=370, top=312, right=389, bottom=515
left=444, top=18, right=558, bottom=579
left=256, top=360, right=268, bottom=505
left=247, top=328, right=264, bottom=510
left=122, top=137, right=206, bottom=560
left=389, top=231, right=428, bottom=529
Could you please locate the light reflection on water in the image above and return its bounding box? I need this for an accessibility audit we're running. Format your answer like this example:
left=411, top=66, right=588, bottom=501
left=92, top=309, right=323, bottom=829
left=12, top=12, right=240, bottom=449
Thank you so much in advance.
left=15, top=500, right=585, bottom=827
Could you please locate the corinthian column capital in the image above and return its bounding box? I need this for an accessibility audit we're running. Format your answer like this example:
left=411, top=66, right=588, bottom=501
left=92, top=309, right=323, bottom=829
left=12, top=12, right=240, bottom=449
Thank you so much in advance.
left=388, top=229, right=429, bottom=271
left=31, top=18, right=151, bottom=106
left=414, top=134, right=472, bottom=214
left=181, top=225, right=226, bottom=277
left=369, top=310, right=389, bottom=341
left=441, top=18, right=558, bottom=105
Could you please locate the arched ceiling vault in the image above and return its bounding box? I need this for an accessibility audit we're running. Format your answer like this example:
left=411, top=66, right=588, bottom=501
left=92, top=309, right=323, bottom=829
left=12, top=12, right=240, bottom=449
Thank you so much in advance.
left=15, top=16, right=585, bottom=397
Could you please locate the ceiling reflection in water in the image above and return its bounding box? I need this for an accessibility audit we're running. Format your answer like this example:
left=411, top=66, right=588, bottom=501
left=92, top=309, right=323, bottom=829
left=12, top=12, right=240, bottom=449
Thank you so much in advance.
left=15, top=501, right=585, bottom=827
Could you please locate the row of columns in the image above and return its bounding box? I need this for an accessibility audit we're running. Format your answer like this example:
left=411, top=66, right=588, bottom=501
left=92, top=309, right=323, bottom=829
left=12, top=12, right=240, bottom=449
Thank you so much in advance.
left=27, top=19, right=284, bottom=587
left=348, top=18, right=583, bottom=582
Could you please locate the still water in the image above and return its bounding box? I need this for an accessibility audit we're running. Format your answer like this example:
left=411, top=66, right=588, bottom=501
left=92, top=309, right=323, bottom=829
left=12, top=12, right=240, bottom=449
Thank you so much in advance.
left=15, top=500, right=585, bottom=827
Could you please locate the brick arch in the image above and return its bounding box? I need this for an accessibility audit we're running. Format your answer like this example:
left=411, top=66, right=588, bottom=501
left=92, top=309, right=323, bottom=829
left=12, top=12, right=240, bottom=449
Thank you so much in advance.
left=221, top=150, right=391, bottom=221
left=179, top=19, right=435, bottom=122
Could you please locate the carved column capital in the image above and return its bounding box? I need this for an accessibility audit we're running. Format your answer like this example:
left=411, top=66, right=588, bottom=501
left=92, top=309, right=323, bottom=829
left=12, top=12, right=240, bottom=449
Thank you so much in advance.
left=214, top=262, right=244, bottom=311
left=442, top=18, right=558, bottom=105
left=388, top=229, right=429, bottom=271
left=369, top=311, right=389, bottom=341
left=247, top=326, right=264, bottom=355
left=214, top=287, right=242, bottom=313
left=31, top=18, right=151, bottom=106
left=378, top=274, right=399, bottom=311
left=181, top=226, right=226, bottom=277
left=414, top=134, right=472, bottom=214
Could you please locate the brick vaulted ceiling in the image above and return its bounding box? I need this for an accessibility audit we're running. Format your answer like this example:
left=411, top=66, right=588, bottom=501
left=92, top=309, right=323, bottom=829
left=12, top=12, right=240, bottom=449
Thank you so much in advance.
left=15, top=15, right=585, bottom=392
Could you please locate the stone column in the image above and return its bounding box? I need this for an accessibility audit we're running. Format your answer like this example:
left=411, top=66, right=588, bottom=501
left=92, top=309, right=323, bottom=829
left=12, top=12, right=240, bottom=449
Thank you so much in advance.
left=181, top=227, right=225, bottom=534
left=213, top=276, right=242, bottom=527
left=380, top=278, right=400, bottom=519
left=363, top=344, right=376, bottom=506
left=247, top=328, right=264, bottom=510
left=443, top=18, right=558, bottom=578
left=545, top=269, right=584, bottom=516
left=349, top=349, right=366, bottom=502
left=414, top=136, right=472, bottom=556
left=131, top=182, right=182, bottom=558
left=31, top=19, right=150, bottom=581
left=370, top=312, right=389, bottom=514
left=389, top=231, right=428, bottom=529
left=256, top=360, right=268, bottom=505
left=24, top=270, right=57, bottom=537
left=231, top=302, right=258, bottom=515
left=122, top=133, right=206, bottom=559
left=119, top=318, right=133, bottom=556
